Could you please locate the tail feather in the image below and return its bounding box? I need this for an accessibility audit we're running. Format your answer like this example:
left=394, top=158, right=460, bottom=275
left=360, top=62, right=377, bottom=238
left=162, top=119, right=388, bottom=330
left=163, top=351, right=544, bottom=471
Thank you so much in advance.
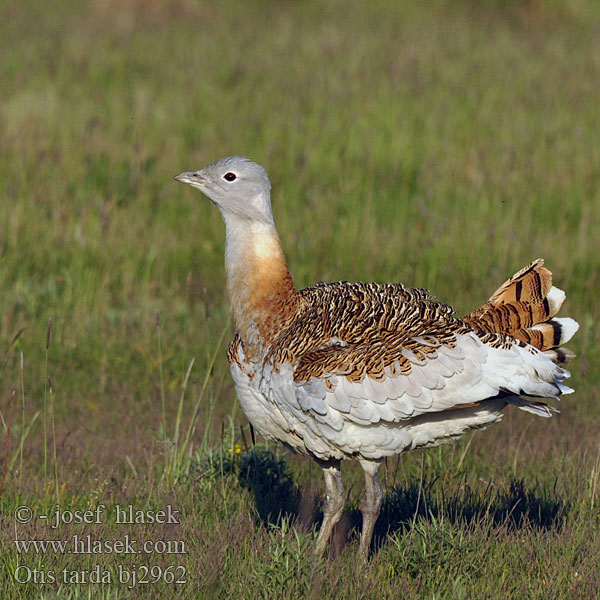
left=506, top=397, right=559, bottom=418
left=464, top=259, right=578, bottom=363
left=543, top=347, right=576, bottom=364
left=488, top=258, right=552, bottom=305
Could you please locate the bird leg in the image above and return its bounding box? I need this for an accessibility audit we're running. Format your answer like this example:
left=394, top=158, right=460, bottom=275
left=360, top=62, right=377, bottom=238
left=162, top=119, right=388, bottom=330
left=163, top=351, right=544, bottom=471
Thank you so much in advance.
left=314, top=460, right=345, bottom=556
left=359, top=459, right=383, bottom=558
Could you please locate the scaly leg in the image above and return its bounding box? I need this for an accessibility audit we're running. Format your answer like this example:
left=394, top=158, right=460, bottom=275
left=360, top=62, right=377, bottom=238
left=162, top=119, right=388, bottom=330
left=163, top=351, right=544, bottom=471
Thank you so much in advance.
left=314, top=460, right=345, bottom=556
left=359, top=459, right=383, bottom=559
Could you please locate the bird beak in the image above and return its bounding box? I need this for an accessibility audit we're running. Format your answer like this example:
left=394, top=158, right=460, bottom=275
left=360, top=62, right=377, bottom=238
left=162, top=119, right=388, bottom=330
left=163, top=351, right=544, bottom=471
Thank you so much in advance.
left=173, top=171, right=205, bottom=186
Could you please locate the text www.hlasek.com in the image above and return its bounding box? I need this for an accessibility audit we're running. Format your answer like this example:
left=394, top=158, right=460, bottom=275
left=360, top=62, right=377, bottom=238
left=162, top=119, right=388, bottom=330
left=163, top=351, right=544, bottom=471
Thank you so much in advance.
left=14, top=535, right=186, bottom=555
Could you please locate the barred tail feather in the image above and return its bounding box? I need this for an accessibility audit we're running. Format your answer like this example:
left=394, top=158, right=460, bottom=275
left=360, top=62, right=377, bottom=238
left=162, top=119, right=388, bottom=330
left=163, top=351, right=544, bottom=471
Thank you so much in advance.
left=464, top=259, right=579, bottom=364
left=543, top=347, right=576, bottom=364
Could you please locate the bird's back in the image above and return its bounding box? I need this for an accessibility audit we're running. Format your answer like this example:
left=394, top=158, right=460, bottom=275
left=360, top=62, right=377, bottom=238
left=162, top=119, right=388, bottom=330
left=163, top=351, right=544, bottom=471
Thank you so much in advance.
left=265, top=280, right=478, bottom=383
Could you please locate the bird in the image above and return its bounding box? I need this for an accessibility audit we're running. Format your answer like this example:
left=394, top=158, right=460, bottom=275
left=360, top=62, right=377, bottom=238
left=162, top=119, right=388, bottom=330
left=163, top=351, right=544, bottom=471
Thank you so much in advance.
left=174, top=156, right=579, bottom=557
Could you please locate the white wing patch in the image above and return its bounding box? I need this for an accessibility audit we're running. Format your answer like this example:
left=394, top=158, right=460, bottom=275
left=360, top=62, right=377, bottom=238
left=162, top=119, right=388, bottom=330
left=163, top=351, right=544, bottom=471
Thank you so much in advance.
left=293, top=332, right=571, bottom=429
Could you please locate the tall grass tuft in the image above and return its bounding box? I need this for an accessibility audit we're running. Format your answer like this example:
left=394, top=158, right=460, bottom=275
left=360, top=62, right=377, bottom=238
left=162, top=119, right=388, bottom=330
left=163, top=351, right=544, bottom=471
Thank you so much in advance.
left=161, top=323, right=229, bottom=485
left=156, top=312, right=167, bottom=438
left=19, top=352, right=24, bottom=491
left=43, top=318, right=52, bottom=481
left=15, top=351, right=39, bottom=496
left=0, top=390, right=16, bottom=498
left=48, top=376, right=59, bottom=502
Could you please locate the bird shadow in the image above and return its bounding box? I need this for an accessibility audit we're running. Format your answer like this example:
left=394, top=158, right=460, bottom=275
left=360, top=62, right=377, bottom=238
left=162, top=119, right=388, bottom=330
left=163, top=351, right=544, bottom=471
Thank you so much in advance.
left=234, top=448, right=302, bottom=526
left=369, top=477, right=567, bottom=552
left=222, top=448, right=567, bottom=552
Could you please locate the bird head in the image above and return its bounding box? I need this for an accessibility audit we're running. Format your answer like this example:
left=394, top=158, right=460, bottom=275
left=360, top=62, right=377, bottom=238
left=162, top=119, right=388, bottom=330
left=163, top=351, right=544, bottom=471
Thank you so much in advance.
left=174, top=156, right=274, bottom=224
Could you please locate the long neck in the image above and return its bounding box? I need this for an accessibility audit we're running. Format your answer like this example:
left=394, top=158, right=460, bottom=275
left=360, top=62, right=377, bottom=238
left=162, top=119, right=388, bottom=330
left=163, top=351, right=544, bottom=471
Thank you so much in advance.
left=222, top=213, right=297, bottom=355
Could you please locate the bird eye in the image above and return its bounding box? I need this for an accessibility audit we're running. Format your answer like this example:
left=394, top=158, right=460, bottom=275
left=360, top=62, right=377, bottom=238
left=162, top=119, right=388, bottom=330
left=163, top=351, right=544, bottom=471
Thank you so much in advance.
left=223, top=172, right=236, bottom=182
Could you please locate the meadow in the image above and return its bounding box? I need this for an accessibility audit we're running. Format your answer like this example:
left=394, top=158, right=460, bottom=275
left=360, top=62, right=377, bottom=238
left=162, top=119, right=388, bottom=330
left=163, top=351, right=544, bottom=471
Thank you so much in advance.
left=1, top=0, right=599, bottom=597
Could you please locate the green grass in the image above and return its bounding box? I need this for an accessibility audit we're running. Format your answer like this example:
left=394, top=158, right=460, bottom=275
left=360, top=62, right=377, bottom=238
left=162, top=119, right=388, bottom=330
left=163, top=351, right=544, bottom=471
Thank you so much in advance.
left=1, top=0, right=599, bottom=597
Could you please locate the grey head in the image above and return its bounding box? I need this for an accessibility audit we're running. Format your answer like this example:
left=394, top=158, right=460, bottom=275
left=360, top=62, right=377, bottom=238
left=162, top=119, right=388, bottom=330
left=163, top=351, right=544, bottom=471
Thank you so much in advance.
left=174, top=156, right=274, bottom=224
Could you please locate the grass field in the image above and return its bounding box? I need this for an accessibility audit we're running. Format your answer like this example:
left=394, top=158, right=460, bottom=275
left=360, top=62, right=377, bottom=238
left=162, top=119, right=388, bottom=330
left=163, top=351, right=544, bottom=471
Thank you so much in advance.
left=1, top=0, right=599, bottom=597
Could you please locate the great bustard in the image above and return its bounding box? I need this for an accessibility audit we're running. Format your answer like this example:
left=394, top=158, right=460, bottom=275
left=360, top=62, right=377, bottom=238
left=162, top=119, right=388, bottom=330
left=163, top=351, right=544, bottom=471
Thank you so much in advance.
left=174, top=157, right=578, bottom=557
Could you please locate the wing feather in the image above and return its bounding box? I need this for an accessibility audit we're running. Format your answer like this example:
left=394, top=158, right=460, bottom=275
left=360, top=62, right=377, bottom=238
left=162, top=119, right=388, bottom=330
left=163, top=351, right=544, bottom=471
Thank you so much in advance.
left=292, top=332, right=569, bottom=428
